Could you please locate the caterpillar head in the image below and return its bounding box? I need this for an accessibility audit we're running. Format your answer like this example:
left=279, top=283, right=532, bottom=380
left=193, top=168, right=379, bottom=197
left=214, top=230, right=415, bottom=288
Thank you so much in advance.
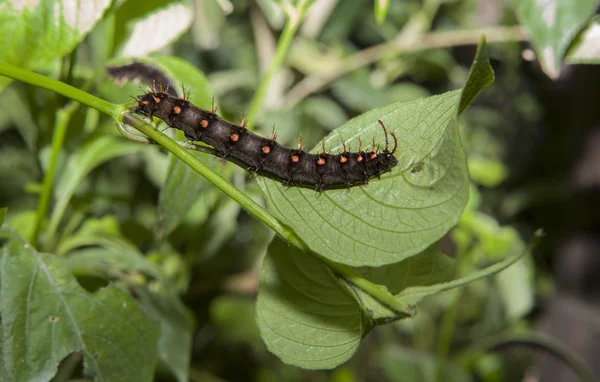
left=135, top=92, right=170, bottom=116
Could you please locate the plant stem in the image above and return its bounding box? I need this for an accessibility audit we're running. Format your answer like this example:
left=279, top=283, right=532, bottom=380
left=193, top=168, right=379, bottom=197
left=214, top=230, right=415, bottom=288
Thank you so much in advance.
left=284, top=25, right=526, bottom=108
left=0, top=64, right=118, bottom=117
left=122, top=112, right=411, bottom=316
left=435, top=290, right=462, bottom=382
left=244, top=0, right=313, bottom=130
left=31, top=102, right=79, bottom=249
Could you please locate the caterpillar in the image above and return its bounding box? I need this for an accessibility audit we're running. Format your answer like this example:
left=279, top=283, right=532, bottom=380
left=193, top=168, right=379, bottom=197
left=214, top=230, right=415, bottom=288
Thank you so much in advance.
left=134, top=90, right=398, bottom=191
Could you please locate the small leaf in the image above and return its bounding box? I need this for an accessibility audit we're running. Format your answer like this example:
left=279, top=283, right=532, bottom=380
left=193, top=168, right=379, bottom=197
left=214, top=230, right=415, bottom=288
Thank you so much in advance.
left=114, top=1, right=193, bottom=57
left=256, top=237, right=369, bottom=369
left=0, top=227, right=160, bottom=382
left=512, top=0, right=597, bottom=78
left=47, top=136, right=145, bottom=237
left=458, top=36, right=494, bottom=115
left=374, top=0, right=391, bottom=25
left=258, top=38, right=493, bottom=267
left=0, top=0, right=111, bottom=90
left=565, top=16, right=600, bottom=64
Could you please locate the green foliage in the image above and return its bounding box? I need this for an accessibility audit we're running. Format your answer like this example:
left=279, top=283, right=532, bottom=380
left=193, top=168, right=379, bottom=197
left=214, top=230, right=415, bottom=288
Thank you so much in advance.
left=0, top=0, right=111, bottom=90
left=1, top=0, right=599, bottom=380
left=0, top=227, right=160, bottom=381
left=257, top=237, right=367, bottom=369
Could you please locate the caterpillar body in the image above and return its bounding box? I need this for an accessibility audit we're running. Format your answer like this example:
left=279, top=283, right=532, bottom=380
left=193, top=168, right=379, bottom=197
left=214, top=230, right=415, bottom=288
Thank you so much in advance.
left=135, top=91, right=398, bottom=191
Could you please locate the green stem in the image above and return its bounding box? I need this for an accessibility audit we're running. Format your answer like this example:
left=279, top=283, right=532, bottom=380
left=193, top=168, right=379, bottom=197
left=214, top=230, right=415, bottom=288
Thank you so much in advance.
left=122, top=112, right=411, bottom=316
left=435, top=290, right=462, bottom=382
left=244, top=0, right=312, bottom=130
left=0, top=64, right=118, bottom=117
left=31, top=102, right=80, bottom=249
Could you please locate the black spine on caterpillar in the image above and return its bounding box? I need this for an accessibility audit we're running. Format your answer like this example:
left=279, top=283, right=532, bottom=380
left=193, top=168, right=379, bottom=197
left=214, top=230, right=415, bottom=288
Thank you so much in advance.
left=135, top=91, right=398, bottom=191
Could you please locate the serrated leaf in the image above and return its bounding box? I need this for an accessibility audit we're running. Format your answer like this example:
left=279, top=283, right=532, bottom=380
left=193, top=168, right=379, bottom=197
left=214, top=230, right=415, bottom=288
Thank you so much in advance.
left=0, top=0, right=111, bottom=90
left=258, top=38, right=493, bottom=267
left=512, top=0, right=597, bottom=78
left=565, top=16, right=600, bottom=64
left=65, top=231, right=192, bottom=382
left=48, top=136, right=145, bottom=237
left=256, top=237, right=369, bottom=369
left=114, top=0, right=193, bottom=57
left=0, top=227, right=160, bottom=382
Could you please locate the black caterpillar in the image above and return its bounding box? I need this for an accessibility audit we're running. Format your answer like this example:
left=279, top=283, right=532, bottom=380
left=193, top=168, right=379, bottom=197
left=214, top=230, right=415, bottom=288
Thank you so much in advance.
left=134, top=90, right=398, bottom=191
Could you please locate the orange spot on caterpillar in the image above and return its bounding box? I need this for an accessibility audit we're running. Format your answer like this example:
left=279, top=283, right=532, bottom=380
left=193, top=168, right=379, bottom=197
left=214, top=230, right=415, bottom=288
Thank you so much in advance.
left=173, top=106, right=181, bottom=114
left=200, top=119, right=209, bottom=128
left=262, top=146, right=271, bottom=154
left=141, top=100, right=149, bottom=105
left=339, top=155, right=348, bottom=164
left=291, top=155, right=300, bottom=163
left=356, top=155, right=364, bottom=163
left=230, top=133, right=239, bottom=142
left=152, top=96, right=161, bottom=103
left=317, top=157, right=326, bottom=165
left=370, top=153, right=377, bottom=160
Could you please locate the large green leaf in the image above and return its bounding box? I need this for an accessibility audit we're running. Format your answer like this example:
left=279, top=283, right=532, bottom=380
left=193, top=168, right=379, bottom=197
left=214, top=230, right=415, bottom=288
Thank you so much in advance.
left=257, top=38, right=493, bottom=267
left=256, top=237, right=368, bottom=369
left=0, top=227, right=160, bottom=382
left=512, top=0, right=597, bottom=78
left=258, top=95, right=465, bottom=267
left=0, top=0, right=111, bottom=90
left=256, top=237, right=457, bottom=368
